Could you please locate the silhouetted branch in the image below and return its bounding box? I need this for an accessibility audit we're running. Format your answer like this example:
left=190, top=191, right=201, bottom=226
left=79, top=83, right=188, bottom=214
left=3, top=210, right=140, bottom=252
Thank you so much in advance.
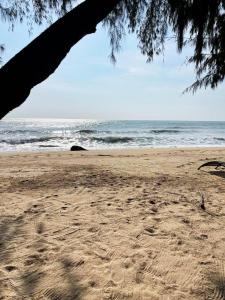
left=0, top=0, right=121, bottom=119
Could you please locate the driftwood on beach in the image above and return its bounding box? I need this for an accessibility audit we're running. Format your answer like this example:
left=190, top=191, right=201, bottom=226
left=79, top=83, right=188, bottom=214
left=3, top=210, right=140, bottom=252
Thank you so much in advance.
left=198, top=161, right=225, bottom=170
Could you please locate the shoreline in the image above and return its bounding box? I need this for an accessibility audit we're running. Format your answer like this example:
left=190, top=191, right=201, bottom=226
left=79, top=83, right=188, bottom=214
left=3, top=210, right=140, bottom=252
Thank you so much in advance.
left=1, top=145, right=225, bottom=155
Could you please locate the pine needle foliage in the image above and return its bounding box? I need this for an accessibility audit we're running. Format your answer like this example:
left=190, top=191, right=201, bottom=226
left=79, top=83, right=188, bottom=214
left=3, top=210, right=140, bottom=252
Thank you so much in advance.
left=1, top=0, right=225, bottom=92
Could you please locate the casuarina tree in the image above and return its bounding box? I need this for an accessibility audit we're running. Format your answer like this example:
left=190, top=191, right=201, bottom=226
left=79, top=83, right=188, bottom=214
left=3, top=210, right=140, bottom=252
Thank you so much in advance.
left=0, top=0, right=225, bottom=119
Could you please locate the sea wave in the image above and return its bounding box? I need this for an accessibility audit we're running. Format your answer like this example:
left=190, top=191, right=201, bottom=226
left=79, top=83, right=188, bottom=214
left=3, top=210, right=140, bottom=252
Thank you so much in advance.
left=1, top=129, right=39, bottom=134
left=77, top=129, right=111, bottom=134
left=77, top=130, right=98, bottom=134
left=214, top=137, right=225, bottom=142
left=1, top=137, right=57, bottom=145
left=2, top=119, right=225, bottom=152
left=150, top=129, right=181, bottom=134
left=91, top=137, right=134, bottom=144
left=39, top=145, right=59, bottom=148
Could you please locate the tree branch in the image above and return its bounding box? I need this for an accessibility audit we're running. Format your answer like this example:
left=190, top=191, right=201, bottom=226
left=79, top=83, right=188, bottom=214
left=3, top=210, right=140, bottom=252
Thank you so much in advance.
left=0, top=0, right=121, bottom=119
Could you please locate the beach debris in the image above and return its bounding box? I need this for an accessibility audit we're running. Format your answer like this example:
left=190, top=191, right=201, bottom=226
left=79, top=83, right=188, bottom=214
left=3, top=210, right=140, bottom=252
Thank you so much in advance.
left=198, top=160, right=225, bottom=170
left=200, top=193, right=206, bottom=210
left=70, top=145, right=87, bottom=151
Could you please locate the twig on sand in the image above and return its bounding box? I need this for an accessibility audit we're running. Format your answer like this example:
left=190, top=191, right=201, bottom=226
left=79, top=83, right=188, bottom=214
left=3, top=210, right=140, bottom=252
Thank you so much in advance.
left=200, top=193, right=206, bottom=210
left=198, top=193, right=216, bottom=217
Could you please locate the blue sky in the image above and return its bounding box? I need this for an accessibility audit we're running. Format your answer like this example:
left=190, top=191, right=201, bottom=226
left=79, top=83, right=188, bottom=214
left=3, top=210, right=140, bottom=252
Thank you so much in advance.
left=1, top=14, right=225, bottom=121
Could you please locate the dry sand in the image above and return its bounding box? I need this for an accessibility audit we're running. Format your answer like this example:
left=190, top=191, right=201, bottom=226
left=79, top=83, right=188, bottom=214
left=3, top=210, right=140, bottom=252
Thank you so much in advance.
left=1, top=147, right=225, bottom=299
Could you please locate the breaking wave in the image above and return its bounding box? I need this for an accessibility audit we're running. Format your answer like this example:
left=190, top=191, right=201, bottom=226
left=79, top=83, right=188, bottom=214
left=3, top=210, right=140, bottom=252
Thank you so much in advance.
left=214, top=137, right=225, bottom=142
left=1, top=137, right=57, bottom=145
left=150, top=129, right=181, bottom=134
left=77, top=129, right=111, bottom=134
left=91, top=137, right=134, bottom=144
left=77, top=130, right=98, bottom=134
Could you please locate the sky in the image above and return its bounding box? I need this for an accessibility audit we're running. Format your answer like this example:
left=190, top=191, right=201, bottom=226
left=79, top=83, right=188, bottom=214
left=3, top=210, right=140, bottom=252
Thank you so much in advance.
left=1, top=11, right=225, bottom=121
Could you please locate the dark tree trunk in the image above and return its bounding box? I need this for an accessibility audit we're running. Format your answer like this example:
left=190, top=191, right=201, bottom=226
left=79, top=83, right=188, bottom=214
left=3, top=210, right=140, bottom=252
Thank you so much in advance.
left=0, top=0, right=120, bottom=119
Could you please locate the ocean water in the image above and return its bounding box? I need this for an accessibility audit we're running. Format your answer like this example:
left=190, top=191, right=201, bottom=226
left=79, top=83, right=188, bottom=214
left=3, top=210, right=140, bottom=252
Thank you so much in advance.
left=1, top=118, right=225, bottom=152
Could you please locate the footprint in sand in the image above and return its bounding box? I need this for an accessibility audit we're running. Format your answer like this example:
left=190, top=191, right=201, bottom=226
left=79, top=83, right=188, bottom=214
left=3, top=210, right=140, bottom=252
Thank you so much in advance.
left=37, top=247, right=47, bottom=253
left=126, top=197, right=135, bottom=204
left=122, top=258, right=133, bottom=269
left=144, top=226, right=156, bottom=236
left=4, top=265, right=17, bottom=272
left=36, top=222, right=45, bottom=234
left=61, top=206, right=68, bottom=211
left=135, top=262, right=147, bottom=284
left=24, top=254, right=44, bottom=266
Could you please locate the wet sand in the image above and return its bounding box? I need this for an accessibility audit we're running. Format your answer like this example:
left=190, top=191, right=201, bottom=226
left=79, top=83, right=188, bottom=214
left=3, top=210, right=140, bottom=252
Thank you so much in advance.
left=1, top=147, right=225, bottom=299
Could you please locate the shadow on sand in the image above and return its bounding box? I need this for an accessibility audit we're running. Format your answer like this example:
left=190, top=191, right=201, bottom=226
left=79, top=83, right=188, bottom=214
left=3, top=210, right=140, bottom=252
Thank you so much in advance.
left=205, top=263, right=225, bottom=300
left=209, top=170, right=225, bottom=179
left=0, top=211, right=86, bottom=299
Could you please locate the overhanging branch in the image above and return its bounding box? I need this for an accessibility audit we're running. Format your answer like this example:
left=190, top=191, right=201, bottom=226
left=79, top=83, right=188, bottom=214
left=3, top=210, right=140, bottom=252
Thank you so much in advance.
left=0, top=0, right=121, bottom=119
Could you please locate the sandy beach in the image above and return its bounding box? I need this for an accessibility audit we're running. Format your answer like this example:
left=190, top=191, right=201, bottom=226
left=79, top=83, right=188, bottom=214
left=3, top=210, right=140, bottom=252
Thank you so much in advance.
left=1, top=147, right=225, bottom=299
